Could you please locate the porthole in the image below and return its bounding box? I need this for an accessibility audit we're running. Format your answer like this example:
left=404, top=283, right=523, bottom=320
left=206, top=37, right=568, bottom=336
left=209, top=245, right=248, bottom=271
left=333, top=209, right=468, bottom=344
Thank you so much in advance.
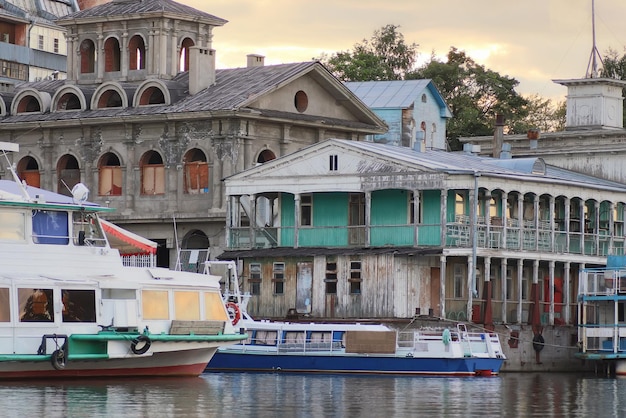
left=294, top=90, right=308, bottom=113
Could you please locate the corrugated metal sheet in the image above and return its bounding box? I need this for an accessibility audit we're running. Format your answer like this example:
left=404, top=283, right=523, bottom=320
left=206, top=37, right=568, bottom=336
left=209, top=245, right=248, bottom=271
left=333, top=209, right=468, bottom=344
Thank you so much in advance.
left=345, top=80, right=431, bottom=108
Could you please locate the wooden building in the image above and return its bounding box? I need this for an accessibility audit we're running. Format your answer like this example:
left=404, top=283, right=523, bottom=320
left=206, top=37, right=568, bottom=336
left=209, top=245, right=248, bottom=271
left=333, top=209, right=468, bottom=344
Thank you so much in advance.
left=221, top=139, right=626, bottom=324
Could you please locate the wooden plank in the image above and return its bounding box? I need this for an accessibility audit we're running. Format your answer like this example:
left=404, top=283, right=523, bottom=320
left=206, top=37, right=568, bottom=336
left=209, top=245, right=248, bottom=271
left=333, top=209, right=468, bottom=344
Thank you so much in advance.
left=169, top=320, right=225, bottom=335
left=345, top=330, right=396, bottom=354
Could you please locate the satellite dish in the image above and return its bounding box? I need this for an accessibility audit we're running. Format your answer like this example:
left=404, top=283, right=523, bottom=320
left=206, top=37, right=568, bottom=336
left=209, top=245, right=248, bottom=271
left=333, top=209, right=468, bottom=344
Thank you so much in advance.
left=71, top=183, right=90, bottom=204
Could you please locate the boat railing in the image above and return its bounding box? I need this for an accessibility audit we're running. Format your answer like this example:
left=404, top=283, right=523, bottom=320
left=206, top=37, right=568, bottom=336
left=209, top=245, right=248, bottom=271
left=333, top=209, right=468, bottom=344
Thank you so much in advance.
left=277, top=341, right=343, bottom=353
left=579, top=269, right=626, bottom=296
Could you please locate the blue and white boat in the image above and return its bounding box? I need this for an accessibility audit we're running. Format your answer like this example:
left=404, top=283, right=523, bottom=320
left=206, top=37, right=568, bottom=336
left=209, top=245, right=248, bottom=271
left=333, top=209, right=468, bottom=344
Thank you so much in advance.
left=205, top=261, right=506, bottom=376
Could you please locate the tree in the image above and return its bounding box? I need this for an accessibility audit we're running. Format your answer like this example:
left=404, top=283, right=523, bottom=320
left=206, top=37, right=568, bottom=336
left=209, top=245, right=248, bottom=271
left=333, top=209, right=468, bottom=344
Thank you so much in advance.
left=408, top=48, right=529, bottom=150
left=320, top=24, right=418, bottom=81
left=510, top=95, right=566, bottom=134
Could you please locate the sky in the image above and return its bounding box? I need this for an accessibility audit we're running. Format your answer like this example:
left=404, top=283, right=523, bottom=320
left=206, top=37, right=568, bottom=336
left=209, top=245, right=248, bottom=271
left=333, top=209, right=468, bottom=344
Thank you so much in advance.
left=180, top=0, right=626, bottom=102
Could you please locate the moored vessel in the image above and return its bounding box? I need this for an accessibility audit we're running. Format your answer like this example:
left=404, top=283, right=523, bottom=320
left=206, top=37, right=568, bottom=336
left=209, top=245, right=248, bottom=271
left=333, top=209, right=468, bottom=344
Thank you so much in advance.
left=0, top=143, right=246, bottom=379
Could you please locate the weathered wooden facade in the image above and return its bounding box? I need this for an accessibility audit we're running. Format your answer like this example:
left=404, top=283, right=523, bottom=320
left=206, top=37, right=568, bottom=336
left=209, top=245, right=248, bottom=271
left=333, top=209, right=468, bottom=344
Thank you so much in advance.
left=221, top=139, right=626, bottom=323
left=0, top=0, right=386, bottom=267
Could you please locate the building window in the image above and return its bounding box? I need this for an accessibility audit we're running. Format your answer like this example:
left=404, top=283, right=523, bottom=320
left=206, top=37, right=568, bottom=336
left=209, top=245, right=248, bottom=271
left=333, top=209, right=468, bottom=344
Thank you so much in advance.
left=183, top=149, right=209, bottom=194
left=249, top=263, right=262, bottom=295
left=1, top=60, right=27, bottom=81
left=300, top=194, right=312, bottom=226
left=294, top=90, right=308, bottom=113
left=453, top=264, right=464, bottom=298
left=53, top=38, right=59, bottom=54
left=421, top=94, right=427, bottom=103
left=329, top=154, right=338, bottom=171
left=140, top=151, right=165, bottom=195
left=325, top=260, right=337, bottom=294
left=349, top=260, right=362, bottom=295
left=272, top=262, right=285, bottom=295
left=98, top=153, right=122, bottom=196
left=38, top=35, right=44, bottom=50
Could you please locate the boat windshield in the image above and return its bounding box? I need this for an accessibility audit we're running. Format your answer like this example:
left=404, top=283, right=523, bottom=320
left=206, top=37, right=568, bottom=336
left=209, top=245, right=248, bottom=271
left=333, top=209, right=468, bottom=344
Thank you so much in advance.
left=73, top=212, right=106, bottom=247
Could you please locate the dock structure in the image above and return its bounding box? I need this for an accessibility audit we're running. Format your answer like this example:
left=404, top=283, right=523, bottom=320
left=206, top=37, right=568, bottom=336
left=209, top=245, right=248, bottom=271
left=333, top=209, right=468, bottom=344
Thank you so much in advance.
left=577, top=255, right=626, bottom=375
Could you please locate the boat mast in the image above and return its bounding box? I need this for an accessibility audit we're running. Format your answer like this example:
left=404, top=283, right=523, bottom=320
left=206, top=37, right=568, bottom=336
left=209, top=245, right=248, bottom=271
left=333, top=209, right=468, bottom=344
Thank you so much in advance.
left=586, top=0, right=604, bottom=78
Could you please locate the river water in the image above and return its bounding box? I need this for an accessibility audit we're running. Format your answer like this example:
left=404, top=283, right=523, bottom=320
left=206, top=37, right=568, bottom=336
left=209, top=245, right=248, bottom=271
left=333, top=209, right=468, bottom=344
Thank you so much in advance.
left=0, top=372, right=622, bottom=417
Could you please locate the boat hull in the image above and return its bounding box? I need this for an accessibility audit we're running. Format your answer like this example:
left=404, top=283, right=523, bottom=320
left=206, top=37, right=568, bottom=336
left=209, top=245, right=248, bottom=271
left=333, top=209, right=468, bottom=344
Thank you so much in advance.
left=206, top=351, right=504, bottom=376
left=0, top=347, right=217, bottom=380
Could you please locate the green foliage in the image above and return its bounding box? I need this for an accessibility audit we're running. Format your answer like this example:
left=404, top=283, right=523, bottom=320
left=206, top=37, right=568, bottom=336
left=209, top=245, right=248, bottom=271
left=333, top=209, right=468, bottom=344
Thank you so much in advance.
left=320, top=25, right=418, bottom=81
left=509, top=95, right=566, bottom=134
left=408, top=48, right=529, bottom=149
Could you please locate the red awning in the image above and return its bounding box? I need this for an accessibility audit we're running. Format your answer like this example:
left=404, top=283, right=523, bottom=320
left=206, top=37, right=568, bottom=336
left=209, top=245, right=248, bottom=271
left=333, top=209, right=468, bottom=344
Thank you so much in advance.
left=100, top=219, right=157, bottom=255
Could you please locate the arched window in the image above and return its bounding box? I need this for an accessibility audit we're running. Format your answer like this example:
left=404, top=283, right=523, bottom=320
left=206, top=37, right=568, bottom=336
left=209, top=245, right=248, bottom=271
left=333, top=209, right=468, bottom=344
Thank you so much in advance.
left=257, top=149, right=276, bottom=163
left=16, top=96, right=41, bottom=113
left=17, top=156, right=40, bottom=187
left=179, top=38, right=195, bottom=72
left=104, top=37, right=121, bottom=72
left=98, top=153, right=122, bottom=196
left=57, top=154, right=80, bottom=196
left=139, top=87, right=165, bottom=105
left=140, top=151, right=165, bottom=195
left=56, top=92, right=81, bottom=110
left=183, top=148, right=208, bottom=194
left=128, top=35, right=145, bottom=70
left=80, top=39, right=96, bottom=74
left=97, top=90, right=123, bottom=108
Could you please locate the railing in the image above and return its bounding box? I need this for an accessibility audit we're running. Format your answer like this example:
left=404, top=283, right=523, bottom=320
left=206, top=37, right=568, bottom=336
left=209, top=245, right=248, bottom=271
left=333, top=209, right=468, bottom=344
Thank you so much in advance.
left=228, top=220, right=626, bottom=256
left=121, top=254, right=156, bottom=268
left=579, top=269, right=626, bottom=296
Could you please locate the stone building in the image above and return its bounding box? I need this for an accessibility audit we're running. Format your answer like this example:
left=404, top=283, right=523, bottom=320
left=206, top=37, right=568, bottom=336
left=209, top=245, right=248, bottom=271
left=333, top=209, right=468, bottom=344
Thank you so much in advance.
left=0, top=0, right=386, bottom=267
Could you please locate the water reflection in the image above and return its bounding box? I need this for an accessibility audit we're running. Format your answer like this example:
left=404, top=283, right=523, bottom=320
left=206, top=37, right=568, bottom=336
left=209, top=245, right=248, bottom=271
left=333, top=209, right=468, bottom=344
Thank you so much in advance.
left=0, top=373, right=625, bottom=417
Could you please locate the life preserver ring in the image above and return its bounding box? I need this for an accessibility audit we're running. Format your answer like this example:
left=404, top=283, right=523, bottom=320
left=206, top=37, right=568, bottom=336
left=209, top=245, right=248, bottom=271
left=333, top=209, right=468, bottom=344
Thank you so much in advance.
left=532, top=334, right=545, bottom=352
left=51, top=349, right=66, bottom=370
left=131, top=335, right=151, bottom=355
left=225, top=302, right=241, bottom=326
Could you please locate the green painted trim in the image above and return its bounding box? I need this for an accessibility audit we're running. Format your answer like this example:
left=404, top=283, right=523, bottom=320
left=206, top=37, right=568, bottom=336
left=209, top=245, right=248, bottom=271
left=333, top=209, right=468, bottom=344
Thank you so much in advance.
left=0, top=200, right=115, bottom=213
left=70, top=332, right=248, bottom=343
left=0, top=353, right=110, bottom=362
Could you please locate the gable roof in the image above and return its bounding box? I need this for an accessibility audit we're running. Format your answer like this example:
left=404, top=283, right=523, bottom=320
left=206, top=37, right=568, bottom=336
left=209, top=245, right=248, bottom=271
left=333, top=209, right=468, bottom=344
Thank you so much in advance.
left=345, top=80, right=452, bottom=118
left=0, top=62, right=386, bottom=133
left=57, top=0, right=227, bottom=26
left=224, top=139, right=626, bottom=195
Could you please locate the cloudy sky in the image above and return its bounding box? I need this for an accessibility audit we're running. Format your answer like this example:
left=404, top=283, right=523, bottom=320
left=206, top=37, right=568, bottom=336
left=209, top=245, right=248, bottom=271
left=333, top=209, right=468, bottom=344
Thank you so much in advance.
left=181, top=0, right=626, bottom=101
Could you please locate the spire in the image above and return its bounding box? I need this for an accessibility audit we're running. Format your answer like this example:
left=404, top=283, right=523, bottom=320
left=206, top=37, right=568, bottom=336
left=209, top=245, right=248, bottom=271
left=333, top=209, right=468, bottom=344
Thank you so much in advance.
left=585, top=0, right=604, bottom=78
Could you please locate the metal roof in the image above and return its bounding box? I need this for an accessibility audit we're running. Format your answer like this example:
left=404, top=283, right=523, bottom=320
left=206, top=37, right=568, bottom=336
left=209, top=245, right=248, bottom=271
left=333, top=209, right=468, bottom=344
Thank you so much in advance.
left=57, top=0, right=227, bottom=25
left=345, top=80, right=451, bottom=117
left=333, top=140, right=626, bottom=192
left=0, top=62, right=384, bottom=132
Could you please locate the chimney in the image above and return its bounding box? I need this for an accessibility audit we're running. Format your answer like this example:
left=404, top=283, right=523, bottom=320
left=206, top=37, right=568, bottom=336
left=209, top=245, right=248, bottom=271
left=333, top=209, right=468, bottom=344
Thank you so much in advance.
left=247, top=54, right=265, bottom=68
left=77, top=0, right=112, bottom=10
left=189, top=47, right=216, bottom=95
left=492, top=114, right=504, bottom=158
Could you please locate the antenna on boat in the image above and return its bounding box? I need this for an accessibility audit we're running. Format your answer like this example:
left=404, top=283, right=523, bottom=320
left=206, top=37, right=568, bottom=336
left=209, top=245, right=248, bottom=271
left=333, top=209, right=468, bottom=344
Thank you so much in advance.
left=586, top=0, right=604, bottom=78
left=0, top=142, right=31, bottom=201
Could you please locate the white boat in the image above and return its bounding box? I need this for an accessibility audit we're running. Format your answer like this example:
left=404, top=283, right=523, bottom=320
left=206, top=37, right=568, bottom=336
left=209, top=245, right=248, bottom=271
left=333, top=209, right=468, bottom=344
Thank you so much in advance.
left=205, top=261, right=506, bottom=376
left=0, top=143, right=245, bottom=379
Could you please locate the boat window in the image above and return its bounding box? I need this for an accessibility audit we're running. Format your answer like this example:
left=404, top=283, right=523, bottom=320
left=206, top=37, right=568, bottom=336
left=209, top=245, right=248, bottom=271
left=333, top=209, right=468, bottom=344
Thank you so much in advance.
left=32, top=210, right=69, bottom=245
left=310, top=331, right=332, bottom=343
left=19, top=288, right=54, bottom=322
left=142, top=290, right=169, bottom=320
left=73, top=212, right=106, bottom=247
left=204, top=291, right=229, bottom=321
left=0, top=288, right=9, bottom=322
left=0, top=210, right=25, bottom=241
left=102, top=289, right=136, bottom=299
left=255, top=330, right=277, bottom=346
left=62, top=289, right=96, bottom=322
left=284, top=331, right=305, bottom=345
left=175, top=291, right=200, bottom=320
